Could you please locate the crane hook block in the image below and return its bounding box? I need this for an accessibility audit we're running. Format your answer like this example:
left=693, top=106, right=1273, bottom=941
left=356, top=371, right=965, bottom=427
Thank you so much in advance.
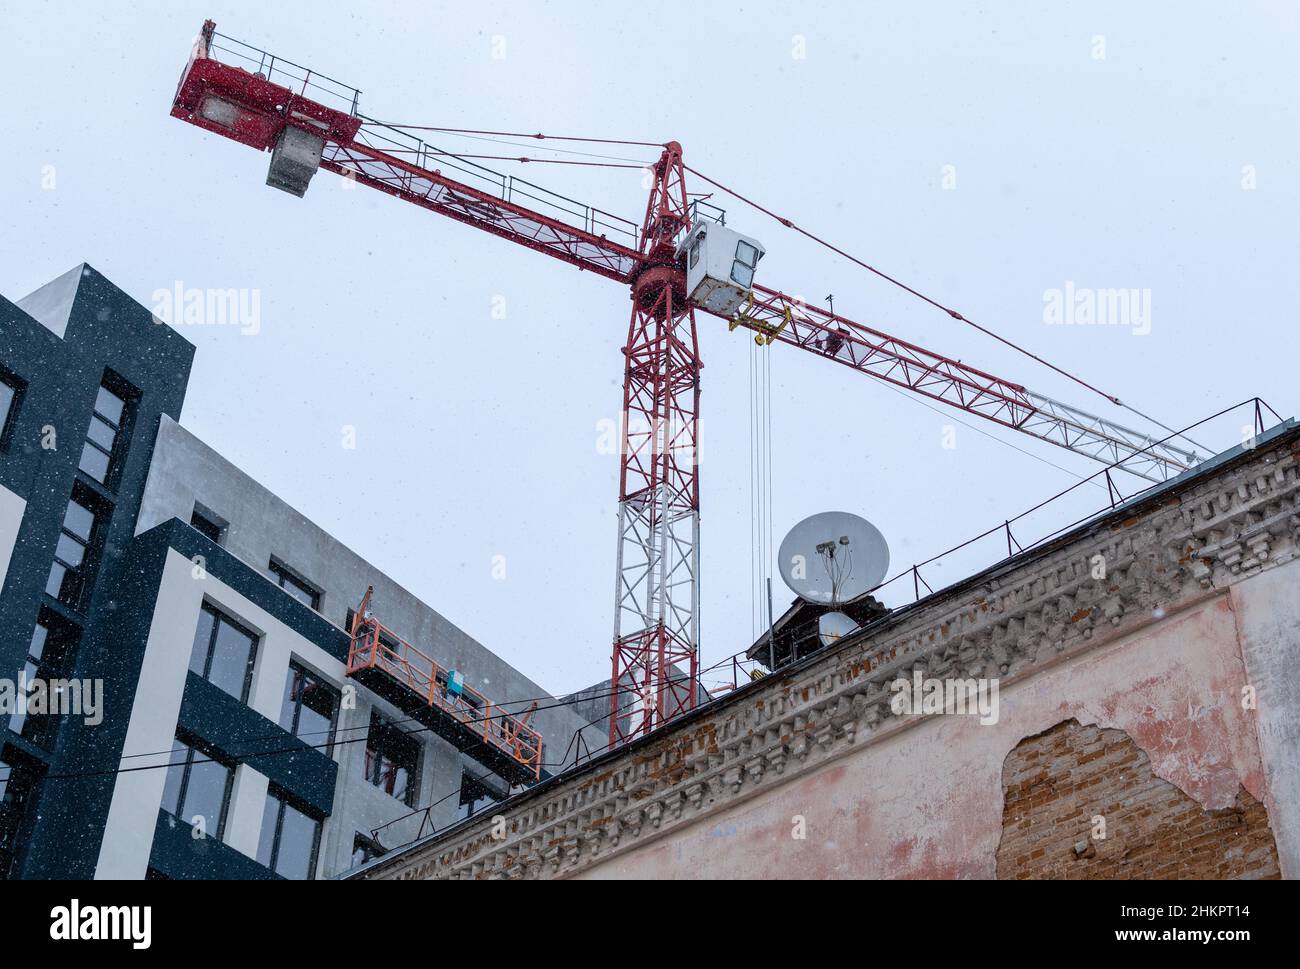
left=729, top=295, right=790, bottom=347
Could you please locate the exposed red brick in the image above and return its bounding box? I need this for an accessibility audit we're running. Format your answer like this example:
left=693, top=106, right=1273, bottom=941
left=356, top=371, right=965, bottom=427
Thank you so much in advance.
left=996, top=719, right=1279, bottom=880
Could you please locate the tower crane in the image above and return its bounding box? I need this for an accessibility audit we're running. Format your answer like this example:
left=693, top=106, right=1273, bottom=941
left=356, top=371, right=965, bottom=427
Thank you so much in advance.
left=169, top=21, right=1199, bottom=749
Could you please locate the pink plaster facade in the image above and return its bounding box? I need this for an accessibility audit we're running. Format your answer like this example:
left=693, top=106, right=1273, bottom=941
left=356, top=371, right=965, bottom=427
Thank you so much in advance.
left=576, top=589, right=1278, bottom=879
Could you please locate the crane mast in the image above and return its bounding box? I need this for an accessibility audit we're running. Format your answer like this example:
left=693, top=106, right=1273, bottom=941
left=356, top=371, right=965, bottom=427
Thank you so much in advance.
left=170, top=20, right=1198, bottom=752
left=611, top=143, right=701, bottom=742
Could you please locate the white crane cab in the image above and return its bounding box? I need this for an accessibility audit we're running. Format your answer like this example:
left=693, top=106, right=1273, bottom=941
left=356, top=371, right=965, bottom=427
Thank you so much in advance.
left=676, top=220, right=765, bottom=317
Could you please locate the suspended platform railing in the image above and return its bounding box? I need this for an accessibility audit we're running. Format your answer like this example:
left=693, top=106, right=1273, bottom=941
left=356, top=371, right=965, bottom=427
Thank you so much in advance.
left=346, top=587, right=543, bottom=784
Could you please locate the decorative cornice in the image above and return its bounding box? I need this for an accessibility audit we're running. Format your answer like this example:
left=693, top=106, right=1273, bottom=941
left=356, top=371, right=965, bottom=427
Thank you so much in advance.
left=354, top=429, right=1300, bottom=880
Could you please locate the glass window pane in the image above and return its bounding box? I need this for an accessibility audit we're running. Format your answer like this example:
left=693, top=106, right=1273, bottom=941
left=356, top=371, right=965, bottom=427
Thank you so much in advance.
left=54, top=533, right=85, bottom=569
left=63, top=501, right=95, bottom=541
left=94, top=386, right=125, bottom=426
left=207, top=616, right=256, bottom=699
left=731, top=261, right=755, bottom=288
left=256, top=796, right=279, bottom=868
left=161, top=746, right=188, bottom=816
left=736, top=241, right=759, bottom=266
left=78, top=442, right=110, bottom=482
left=278, top=669, right=301, bottom=733
left=86, top=415, right=116, bottom=450
left=280, top=579, right=315, bottom=607
left=189, top=608, right=216, bottom=677
left=45, top=562, right=67, bottom=599
left=179, top=755, right=230, bottom=835
left=274, top=801, right=318, bottom=879
left=297, top=677, right=337, bottom=743
left=0, top=383, right=15, bottom=427
left=28, top=624, right=49, bottom=664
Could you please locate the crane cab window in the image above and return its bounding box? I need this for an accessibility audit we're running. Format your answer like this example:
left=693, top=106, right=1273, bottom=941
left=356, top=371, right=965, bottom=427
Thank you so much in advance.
left=731, top=241, right=762, bottom=289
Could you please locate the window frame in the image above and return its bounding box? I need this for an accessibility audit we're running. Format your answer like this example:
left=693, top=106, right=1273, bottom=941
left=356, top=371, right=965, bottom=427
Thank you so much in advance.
left=269, top=559, right=322, bottom=611
left=190, top=503, right=228, bottom=546
left=730, top=240, right=761, bottom=289
left=8, top=610, right=81, bottom=746
left=77, top=375, right=136, bottom=489
left=351, top=831, right=386, bottom=867
left=0, top=368, right=26, bottom=452
left=0, top=750, right=42, bottom=878
left=279, top=661, right=340, bottom=747
left=257, top=786, right=322, bottom=880
left=364, top=712, right=420, bottom=807
left=161, top=736, right=235, bottom=841
left=188, top=601, right=260, bottom=703
left=45, top=487, right=106, bottom=611
left=457, top=771, right=501, bottom=821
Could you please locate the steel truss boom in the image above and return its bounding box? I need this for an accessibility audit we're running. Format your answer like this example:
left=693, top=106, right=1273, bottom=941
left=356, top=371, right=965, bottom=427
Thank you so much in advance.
left=720, top=285, right=1197, bottom=483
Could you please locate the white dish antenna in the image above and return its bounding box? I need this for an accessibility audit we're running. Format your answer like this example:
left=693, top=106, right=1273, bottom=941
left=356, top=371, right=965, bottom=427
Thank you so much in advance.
left=778, top=511, right=890, bottom=605
left=818, top=611, right=858, bottom=648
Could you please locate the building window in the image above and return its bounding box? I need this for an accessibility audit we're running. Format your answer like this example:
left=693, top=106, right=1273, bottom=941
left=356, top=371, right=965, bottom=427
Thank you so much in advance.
left=188, top=602, right=258, bottom=702
left=257, top=787, right=321, bottom=880
left=45, top=488, right=104, bottom=611
left=278, top=662, right=339, bottom=747
left=0, top=369, right=24, bottom=450
left=0, top=754, right=42, bottom=879
left=160, top=737, right=233, bottom=840
left=457, top=771, right=502, bottom=821
left=365, top=712, right=419, bottom=806
left=351, top=832, right=386, bottom=867
left=8, top=610, right=81, bottom=747
left=269, top=559, right=321, bottom=611
left=190, top=504, right=227, bottom=545
left=78, top=379, right=133, bottom=486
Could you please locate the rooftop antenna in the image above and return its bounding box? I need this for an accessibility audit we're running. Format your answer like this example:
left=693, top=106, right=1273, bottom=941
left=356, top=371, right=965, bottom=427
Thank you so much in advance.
left=778, top=511, right=890, bottom=651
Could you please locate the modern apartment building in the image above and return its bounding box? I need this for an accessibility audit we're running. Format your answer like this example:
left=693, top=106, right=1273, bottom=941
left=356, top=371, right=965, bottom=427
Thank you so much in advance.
left=0, top=264, right=603, bottom=879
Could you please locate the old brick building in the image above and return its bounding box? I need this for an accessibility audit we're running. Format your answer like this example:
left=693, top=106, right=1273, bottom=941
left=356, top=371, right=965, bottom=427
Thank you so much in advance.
left=350, top=421, right=1299, bottom=880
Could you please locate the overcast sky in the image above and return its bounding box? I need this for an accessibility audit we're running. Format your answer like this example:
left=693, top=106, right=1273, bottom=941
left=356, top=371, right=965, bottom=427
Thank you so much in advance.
left=3, top=1, right=1296, bottom=695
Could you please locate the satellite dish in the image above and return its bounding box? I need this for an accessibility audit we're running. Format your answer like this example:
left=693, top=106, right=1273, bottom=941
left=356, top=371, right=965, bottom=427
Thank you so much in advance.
left=818, top=611, right=858, bottom=648
left=778, top=511, right=890, bottom=605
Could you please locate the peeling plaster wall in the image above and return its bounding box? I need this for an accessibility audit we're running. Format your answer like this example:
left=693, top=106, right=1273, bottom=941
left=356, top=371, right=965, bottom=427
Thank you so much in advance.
left=574, top=590, right=1274, bottom=880
left=1229, top=564, right=1300, bottom=877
